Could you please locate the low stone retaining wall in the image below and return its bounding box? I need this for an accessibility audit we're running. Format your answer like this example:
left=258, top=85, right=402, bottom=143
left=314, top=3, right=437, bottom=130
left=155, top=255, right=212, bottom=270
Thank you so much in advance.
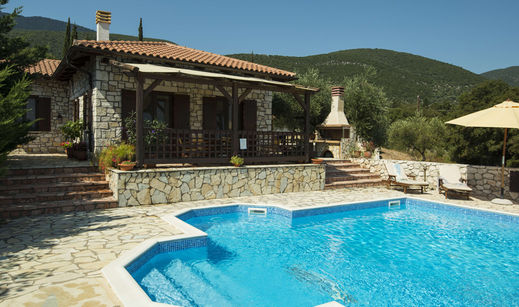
left=352, top=158, right=519, bottom=201
left=109, top=164, right=325, bottom=207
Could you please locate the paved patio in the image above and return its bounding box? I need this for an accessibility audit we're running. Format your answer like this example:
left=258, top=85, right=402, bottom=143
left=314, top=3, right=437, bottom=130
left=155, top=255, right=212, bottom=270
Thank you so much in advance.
left=1, top=187, right=518, bottom=307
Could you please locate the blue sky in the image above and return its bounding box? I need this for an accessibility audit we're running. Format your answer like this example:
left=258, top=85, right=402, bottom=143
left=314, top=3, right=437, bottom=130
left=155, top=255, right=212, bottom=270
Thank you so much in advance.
left=5, top=0, right=519, bottom=73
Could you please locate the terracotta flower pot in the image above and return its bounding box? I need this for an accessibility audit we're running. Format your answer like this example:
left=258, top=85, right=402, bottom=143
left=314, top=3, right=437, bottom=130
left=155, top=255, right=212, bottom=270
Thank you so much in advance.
left=118, top=163, right=136, bottom=171
left=65, top=147, right=73, bottom=159
left=363, top=151, right=372, bottom=158
left=311, top=158, right=324, bottom=164
left=353, top=150, right=361, bottom=158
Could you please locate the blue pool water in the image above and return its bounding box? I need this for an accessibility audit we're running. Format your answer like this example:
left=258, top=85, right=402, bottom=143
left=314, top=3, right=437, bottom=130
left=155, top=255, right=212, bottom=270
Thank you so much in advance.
left=130, top=201, right=519, bottom=306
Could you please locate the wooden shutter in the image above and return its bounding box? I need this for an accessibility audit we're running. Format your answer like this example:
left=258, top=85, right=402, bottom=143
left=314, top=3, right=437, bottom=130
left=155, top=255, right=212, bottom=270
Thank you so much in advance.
left=242, top=100, right=257, bottom=131
left=203, top=97, right=217, bottom=130
left=36, top=97, right=51, bottom=131
left=121, top=90, right=136, bottom=121
left=173, top=94, right=190, bottom=129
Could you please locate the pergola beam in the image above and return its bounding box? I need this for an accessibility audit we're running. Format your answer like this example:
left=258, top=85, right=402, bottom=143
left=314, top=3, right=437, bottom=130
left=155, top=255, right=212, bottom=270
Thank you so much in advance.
left=144, top=79, right=162, bottom=98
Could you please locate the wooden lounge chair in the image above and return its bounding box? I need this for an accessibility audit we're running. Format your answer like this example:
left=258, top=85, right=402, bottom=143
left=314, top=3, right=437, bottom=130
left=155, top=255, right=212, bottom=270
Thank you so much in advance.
left=385, top=161, right=429, bottom=193
left=438, top=164, right=472, bottom=199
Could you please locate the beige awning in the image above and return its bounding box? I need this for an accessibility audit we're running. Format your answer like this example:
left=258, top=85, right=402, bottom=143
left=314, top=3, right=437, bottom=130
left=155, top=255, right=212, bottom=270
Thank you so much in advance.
left=121, top=63, right=319, bottom=92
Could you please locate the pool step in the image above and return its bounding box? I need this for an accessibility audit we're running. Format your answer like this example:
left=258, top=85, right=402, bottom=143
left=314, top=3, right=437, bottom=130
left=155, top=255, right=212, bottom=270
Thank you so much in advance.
left=324, top=160, right=383, bottom=189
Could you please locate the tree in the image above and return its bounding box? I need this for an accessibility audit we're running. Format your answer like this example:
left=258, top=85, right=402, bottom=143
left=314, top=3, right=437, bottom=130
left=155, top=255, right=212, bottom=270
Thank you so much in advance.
left=271, top=68, right=331, bottom=131
left=138, top=18, right=143, bottom=41
left=0, top=0, right=46, bottom=174
left=447, top=80, right=519, bottom=166
left=71, top=24, right=78, bottom=41
left=0, top=68, right=34, bottom=175
left=388, top=113, right=447, bottom=161
left=62, top=17, right=71, bottom=58
left=343, top=68, right=390, bottom=145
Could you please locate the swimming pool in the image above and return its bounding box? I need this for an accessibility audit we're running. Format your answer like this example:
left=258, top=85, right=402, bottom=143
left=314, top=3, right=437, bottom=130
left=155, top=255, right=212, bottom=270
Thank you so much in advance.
left=116, top=198, right=519, bottom=306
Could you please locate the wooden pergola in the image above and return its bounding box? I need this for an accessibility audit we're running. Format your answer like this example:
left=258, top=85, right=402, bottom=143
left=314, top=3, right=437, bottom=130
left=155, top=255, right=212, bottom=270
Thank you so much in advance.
left=111, top=61, right=319, bottom=166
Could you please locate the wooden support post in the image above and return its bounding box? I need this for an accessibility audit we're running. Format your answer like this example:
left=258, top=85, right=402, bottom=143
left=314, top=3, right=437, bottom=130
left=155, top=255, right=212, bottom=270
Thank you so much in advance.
left=304, top=91, right=311, bottom=163
left=136, top=73, right=145, bottom=167
left=232, top=83, right=239, bottom=155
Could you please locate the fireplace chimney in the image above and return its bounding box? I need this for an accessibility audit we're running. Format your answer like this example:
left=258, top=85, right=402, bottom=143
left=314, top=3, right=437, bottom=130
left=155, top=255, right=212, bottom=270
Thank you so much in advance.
left=318, top=86, right=351, bottom=140
left=322, top=86, right=349, bottom=127
left=96, top=10, right=111, bottom=41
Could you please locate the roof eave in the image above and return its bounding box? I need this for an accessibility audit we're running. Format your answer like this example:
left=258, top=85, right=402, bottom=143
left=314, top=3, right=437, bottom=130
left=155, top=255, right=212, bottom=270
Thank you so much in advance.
left=53, top=45, right=298, bottom=82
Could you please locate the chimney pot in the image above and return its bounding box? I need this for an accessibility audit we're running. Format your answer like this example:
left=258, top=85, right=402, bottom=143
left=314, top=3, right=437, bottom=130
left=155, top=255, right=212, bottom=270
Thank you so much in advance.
left=331, top=86, right=344, bottom=96
left=96, top=10, right=111, bottom=41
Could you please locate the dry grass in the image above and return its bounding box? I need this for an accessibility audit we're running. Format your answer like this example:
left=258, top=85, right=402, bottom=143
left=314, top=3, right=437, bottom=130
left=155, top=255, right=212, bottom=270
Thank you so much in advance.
left=379, top=147, right=416, bottom=161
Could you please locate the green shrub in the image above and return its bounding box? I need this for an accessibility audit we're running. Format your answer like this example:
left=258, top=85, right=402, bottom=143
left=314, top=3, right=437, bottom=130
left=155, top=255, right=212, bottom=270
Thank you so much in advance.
left=230, top=155, right=244, bottom=166
left=60, top=120, right=83, bottom=142
left=98, top=143, right=135, bottom=172
left=123, top=112, right=168, bottom=146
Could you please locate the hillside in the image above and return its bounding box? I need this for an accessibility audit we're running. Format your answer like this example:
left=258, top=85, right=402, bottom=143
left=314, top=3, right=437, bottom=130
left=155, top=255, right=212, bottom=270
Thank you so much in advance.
left=481, top=66, right=519, bottom=86
left=3, top=13, right=170, bottom=59
left=229, top=49, right=486, bottom=104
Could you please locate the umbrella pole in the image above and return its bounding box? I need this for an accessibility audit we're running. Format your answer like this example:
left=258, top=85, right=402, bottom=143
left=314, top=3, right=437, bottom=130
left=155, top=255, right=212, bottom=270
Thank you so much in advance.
left=501, top=128, right=508, bottom=199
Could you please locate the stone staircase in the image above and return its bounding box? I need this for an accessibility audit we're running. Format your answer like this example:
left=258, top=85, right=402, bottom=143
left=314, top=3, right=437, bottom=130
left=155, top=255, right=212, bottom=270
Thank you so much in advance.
left=0, top=166, right=117, bottom=219
left=324, top=159, right=384, bottom=189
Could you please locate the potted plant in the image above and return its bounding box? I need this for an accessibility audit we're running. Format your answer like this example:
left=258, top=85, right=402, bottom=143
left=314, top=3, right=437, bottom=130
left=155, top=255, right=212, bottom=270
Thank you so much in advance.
left=60, top=120, right=85, bottom=160
left=363, top=141, right=375, bottom=158
left=98, top=143, right=136, bottom=173
left=230, top=155, right=244, bottom=167
left=118, top=160, right=136, bottom=171
left=60, top=141, right=73, bottom=158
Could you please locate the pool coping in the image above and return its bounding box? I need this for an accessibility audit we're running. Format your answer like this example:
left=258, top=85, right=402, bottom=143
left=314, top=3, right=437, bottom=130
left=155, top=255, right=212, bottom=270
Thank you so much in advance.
left=102, top=196, right=519, bottom=307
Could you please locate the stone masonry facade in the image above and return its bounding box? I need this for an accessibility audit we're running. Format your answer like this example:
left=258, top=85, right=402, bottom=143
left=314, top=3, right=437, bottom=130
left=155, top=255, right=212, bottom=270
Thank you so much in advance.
left=109, top=164, right=325, bottom=206
left=26, top=55, right=274, bottom=154
left=72, top=56, right=273, bottom=153
left=22, top=79, right=71, bottom=153
left=353, top=158, right=519, bottom=201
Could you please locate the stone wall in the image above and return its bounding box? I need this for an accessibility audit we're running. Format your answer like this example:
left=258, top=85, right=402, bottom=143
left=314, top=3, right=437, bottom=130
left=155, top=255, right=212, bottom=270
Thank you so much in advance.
left=91, top=56, right=273, bottom=152
left=352, top=158, right=519, bottom=201
left=21, top=78, right=71, bottom=153
left=109, top=164, right=325, bottom=206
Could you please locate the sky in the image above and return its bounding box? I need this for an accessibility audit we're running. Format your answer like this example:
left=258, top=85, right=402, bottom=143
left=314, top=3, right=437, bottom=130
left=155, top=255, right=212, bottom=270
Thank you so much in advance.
left=4, top=0, right=519, bottom=74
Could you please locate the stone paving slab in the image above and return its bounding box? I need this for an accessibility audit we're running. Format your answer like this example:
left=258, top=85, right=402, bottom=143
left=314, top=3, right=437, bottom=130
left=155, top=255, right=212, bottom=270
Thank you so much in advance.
left=6, top=153, right=91, bottom=170
left=1, top=187, right=519, bottom=306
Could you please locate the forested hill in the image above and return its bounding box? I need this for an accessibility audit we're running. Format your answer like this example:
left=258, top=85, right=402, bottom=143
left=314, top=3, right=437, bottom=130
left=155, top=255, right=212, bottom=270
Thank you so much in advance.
left=481, top=66, right=519, bottom=86
left=229, top=49, right=486, bottom=105
left=1, top=12, right=170, bottom=59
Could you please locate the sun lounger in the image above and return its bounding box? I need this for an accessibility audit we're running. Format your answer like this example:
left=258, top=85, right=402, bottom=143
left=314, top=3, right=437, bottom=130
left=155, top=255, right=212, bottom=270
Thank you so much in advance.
left=384, top=161, right=428, bottom=193
left=438, top=164, right=472, bottom=199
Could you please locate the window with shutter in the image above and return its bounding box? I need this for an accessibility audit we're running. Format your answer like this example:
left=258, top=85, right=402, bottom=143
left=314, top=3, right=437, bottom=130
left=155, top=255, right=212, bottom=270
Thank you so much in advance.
left=203, top=97, right=230, bottom=130
left=26, top=96, right=51, bottom=131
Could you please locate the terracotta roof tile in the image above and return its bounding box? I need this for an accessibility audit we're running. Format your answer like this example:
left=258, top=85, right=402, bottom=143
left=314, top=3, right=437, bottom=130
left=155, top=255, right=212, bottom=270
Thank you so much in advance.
left=26, top=59, right=61, bottom=76
left=73, top=40, right=295, bottom=78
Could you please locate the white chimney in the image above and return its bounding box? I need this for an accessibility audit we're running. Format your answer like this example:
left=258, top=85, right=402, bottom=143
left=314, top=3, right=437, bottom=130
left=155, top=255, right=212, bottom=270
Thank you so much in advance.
left=321, top=86, right=350, bottom=127
left=96, top=10, right=111, bottom=41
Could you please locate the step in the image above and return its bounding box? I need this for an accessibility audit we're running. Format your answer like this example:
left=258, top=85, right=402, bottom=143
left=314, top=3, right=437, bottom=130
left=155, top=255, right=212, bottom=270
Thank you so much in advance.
left=0, top=189, right=113, bottom=205
left=0, top=173, right=106, bottom=186
left=322, top=159, right=352, bottom=164
left=324, top=178, right=384, bottom=189
left=0, top=197, right=118, bottom=219
left=325, top=164, right=362, bottom=171
left=0, top=181, right=110, bottom=195
left=326, top=173, right=381, bottom=183
left=6, top=166, right=97, bottom=176
left=326, top=168, right=371, bottom=175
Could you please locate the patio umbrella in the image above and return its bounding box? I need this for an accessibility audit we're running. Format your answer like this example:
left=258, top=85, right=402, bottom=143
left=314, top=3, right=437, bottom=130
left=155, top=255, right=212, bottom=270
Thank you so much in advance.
left=446, top=99, right=519, bottom=204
